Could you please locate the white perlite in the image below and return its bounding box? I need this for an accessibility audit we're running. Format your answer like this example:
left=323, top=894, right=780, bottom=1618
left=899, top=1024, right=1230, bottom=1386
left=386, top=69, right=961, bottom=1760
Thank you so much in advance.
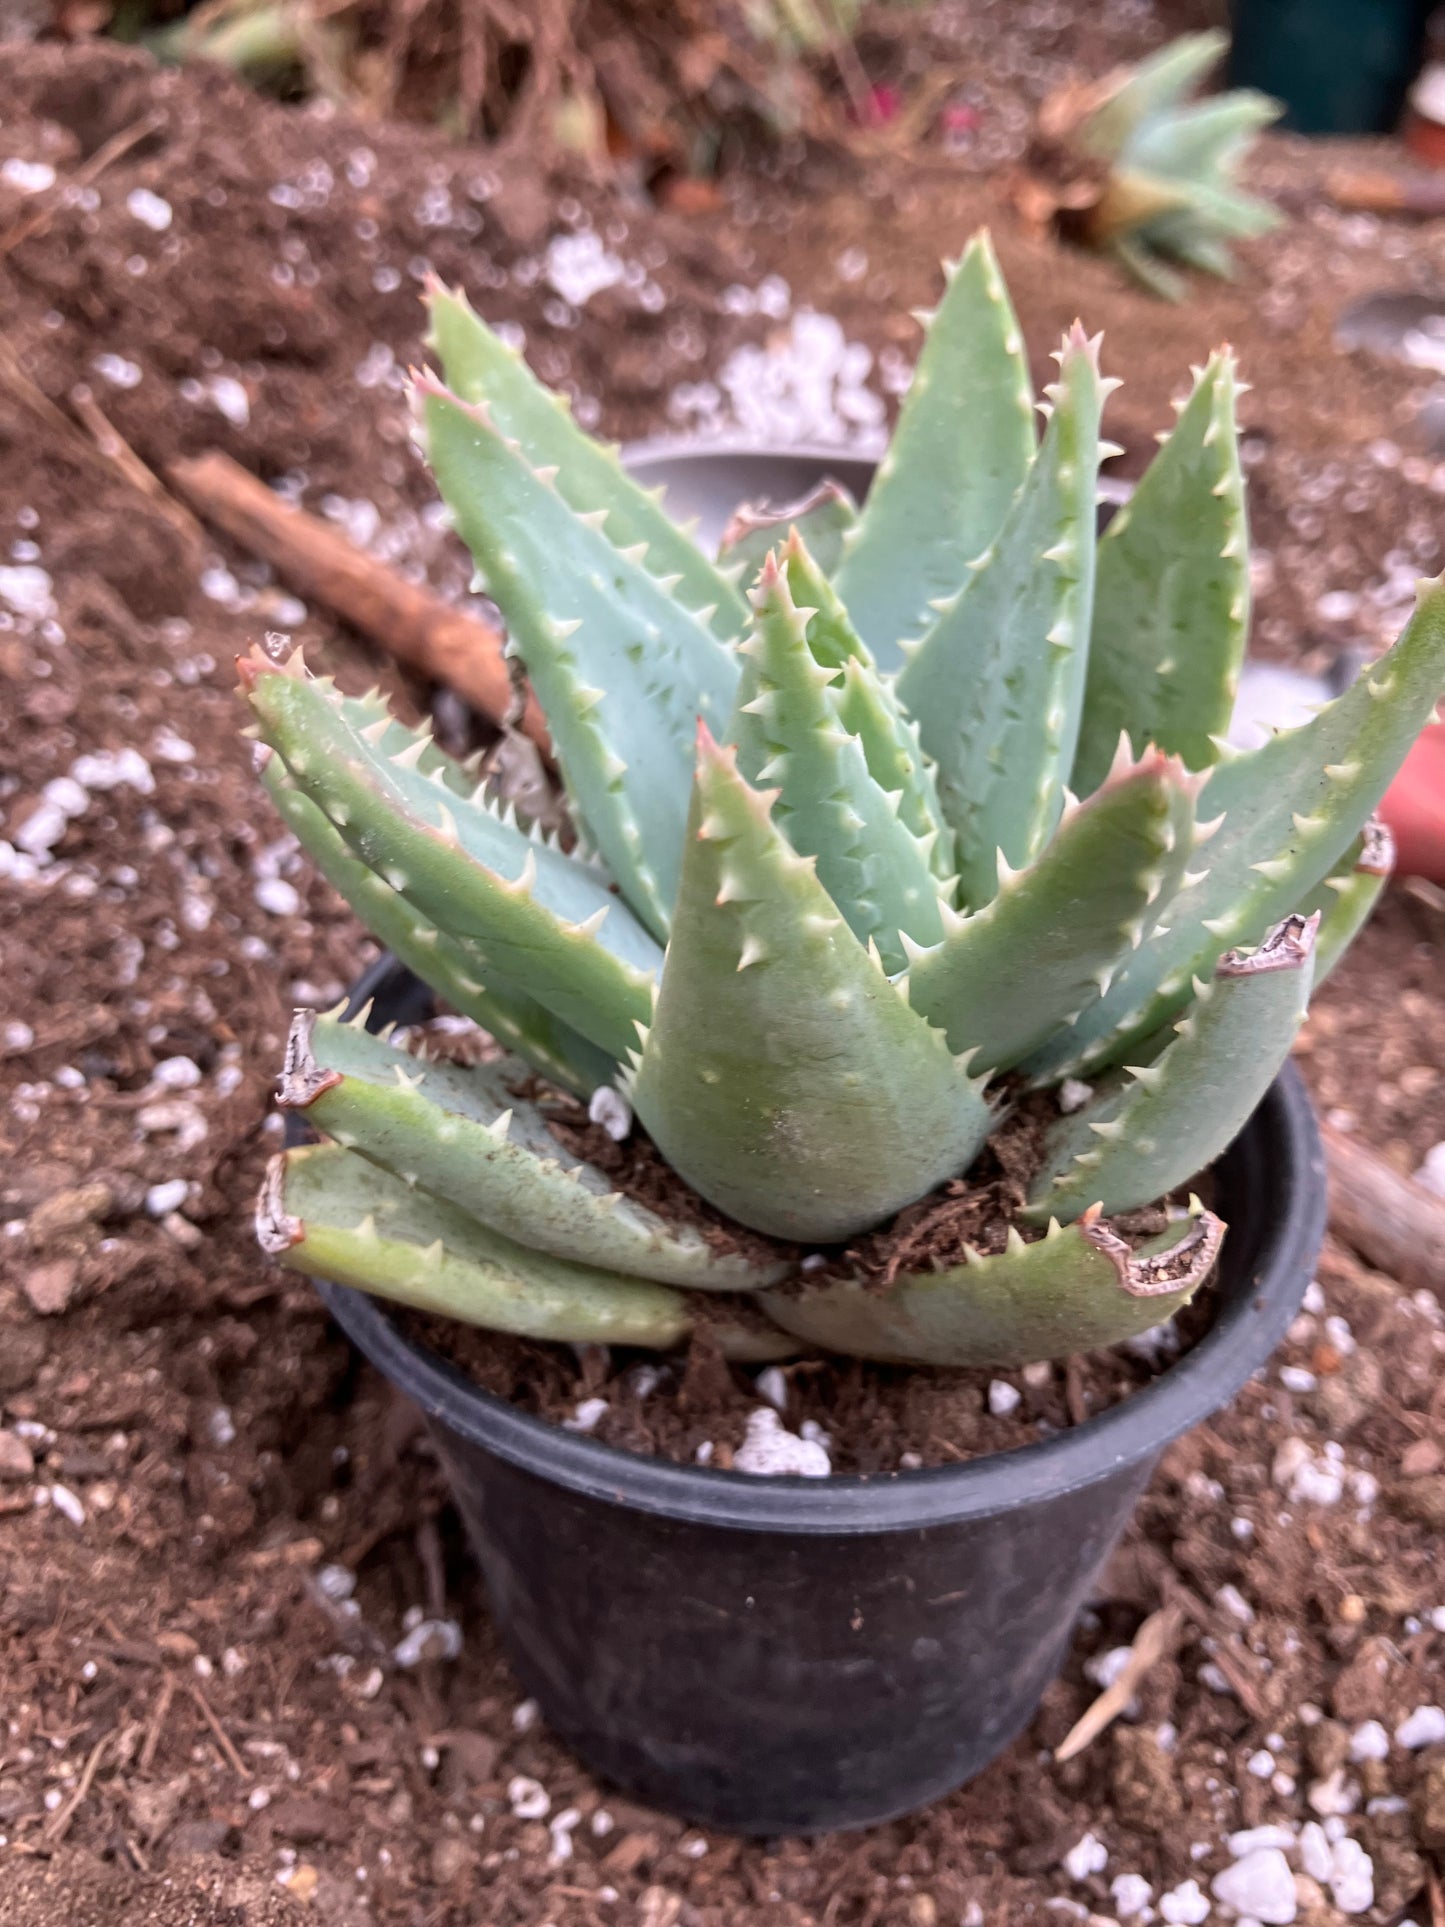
left=1110, top=1874, right=1153, bottom=1920
left=732, top=1407, right=830, bottom=1478
left=1328, top=1838, right=1374, bottom=1915
left=1158, top=1878, right=1210, bottom=1924
left=1063, top=1833, right=1109, bottom=1881
left=987, top=1378, right=1021, bottom=1417
left=563, top=1398, right=608, bottom=1434
left=1210, top=1848, right=1296, bottom=1924
left=127, top=188, right=173, bottom=231
left=1396, top=1705, right=1445, bottom=1748
left=1227, top=1827, right=1296, bottom=1858
left=1417, top=1141, right=1445, bottom=1197
left=1348, top=1720, right=1389, bottom=1762
left=587, top=1085, right=632, bottom=1142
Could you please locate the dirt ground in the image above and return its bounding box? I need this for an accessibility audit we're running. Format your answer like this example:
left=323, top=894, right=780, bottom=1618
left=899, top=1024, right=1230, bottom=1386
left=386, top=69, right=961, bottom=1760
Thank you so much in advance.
left=2, top=14, right=1445, bottom=1926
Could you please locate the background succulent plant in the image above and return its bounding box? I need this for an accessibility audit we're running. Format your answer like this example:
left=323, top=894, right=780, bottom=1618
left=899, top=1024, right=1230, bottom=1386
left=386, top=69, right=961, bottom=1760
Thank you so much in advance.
left=245, top=233, right=1444, bottom=1370
left=1021, top=30, right=1282, bottom=300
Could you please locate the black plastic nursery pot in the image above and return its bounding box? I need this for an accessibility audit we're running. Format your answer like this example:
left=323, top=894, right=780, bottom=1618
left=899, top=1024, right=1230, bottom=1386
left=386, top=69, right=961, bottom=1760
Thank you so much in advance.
left=308, top=954, right=1327, bottom=1836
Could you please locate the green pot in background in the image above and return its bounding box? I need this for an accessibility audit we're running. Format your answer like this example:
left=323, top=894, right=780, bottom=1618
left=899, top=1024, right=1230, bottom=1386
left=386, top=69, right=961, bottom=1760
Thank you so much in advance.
left=1228, top=0, right=1431, bottom=133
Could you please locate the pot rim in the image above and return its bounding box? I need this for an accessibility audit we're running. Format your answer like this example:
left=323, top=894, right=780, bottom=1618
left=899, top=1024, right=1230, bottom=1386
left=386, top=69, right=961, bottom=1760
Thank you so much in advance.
left=312, top=956, right=1325, bottom=1537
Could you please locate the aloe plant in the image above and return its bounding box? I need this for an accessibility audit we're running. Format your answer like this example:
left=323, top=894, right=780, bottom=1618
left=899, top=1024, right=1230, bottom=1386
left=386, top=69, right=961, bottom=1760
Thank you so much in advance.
left=245, top=235, right=1445, bottom=1371
left=1028, top=31, right=1282, bottom=300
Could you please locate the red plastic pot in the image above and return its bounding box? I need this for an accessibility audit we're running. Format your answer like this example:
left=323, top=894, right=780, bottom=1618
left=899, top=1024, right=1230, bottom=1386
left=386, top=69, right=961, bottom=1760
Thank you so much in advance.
left=1380, top=713, right=1445, bottom=881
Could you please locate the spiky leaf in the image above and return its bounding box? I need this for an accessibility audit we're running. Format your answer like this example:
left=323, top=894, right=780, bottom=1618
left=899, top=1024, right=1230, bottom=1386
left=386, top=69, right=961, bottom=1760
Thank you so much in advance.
left=762, top=1205, right=1224, bottom=1366
left=243, top=652, right=659, bottom=1059
left=428, top=280, right=747, bottom=641
left=1025, top=579, right=1445, bottom=1079
left=1297, top=819, right=1393, bottom=988
left=632, top=728, right=993, bottom=1242
left=281, top=1008, right=788, bottom=1290
left=262, top=762, right=615, bottom=1097
left=832, top=232, right=1035, bottom=671
left=904, top=748, right=1200, bottom=1074
left=1025, top=913, right=1317, bottom=1223
left=1079, top=30, right=1229, bottom=160
left=1073, top=350, right=1249, bottom=794
left=730, top=547, right=947, bottom=972
left=897, top=325, right=1104, bottom=905
left=419, top=375, right=738, bottom=937
left=260, top=1143, right=696, bottom=1347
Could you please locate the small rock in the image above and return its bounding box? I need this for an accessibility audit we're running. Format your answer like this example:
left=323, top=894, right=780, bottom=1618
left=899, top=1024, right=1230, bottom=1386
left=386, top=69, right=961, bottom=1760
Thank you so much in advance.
left=1396, top=1705, right=1445, bottom=1749
left=0, top=1324, right=49, bottom=1394
left=1112, top=1727, right=1183, bottom=1834
left=1314, top=1351, right=1382, bottom=1436
left=0, top=1431, right=35, bottom=1479
left=430, top=1834, right=475, bottom=1884
left=1400, top=1439, right=1442, bottom=1478
left=1330, top=1638, right=1393, bottom=1721
left=22, top=1258, right=78, bottom=1316
left=127, top=1775, right=188, bottom=1844
left=269, top=1793, right=350, bottom=1844
left=1389, top=1476, right=1445, bottom=1529
left=439, top=1732, right=500, bottom=1794
left=27, top=1181, right=112, bottom=1244
left=1305, top=1721, right=1351, bottom=1779
left=1210, top=1846, right=1297, bottom=1923
left=1416, top=1141, right=1445, bottom=1197
left=169, top=1818, right=235, bottom=1858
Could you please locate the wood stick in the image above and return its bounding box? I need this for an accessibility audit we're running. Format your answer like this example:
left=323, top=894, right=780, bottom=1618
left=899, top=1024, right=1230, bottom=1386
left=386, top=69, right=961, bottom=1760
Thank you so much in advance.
left=1324, top=167, right=1445, bottom=218
left=1323, top=1123, right=1445, bottom=1299
left=168, top=450, right=550, bottom=754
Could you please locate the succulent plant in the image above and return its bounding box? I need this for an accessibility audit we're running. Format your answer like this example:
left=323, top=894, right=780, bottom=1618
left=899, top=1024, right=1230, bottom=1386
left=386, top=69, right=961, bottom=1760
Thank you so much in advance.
left=245, top=233, right=1445, bottom=1371
left=1021, top=30, right=1282, bottom=300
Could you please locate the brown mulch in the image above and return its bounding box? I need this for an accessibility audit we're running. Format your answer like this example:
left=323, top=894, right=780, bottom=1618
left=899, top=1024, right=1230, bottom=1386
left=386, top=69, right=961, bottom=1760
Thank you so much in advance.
left=2, top=23, right=1444, bottom=1927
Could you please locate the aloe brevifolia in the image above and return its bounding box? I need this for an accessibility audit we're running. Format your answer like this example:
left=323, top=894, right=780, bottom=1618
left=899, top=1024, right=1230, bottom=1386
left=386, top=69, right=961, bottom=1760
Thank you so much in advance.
left=1024, top=30, right=1282, bottom=300
left=246, top=234, right=1445, bottom=1372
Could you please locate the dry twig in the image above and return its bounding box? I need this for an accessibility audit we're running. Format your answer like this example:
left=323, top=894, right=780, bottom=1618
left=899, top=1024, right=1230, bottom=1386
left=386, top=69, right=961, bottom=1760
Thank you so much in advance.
left=1054, top=1603, right=1183, bottom=1761
left=1324, top=1123, right=1445, bottom=1301
left=169, top=449, right=550, bottom=751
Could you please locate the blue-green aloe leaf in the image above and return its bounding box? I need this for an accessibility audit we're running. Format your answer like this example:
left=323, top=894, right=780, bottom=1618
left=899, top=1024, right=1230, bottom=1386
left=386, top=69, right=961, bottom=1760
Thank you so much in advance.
left=1296, top=818, right=1393, bottom=987
left=1073, top=349, right=1249, bottom=795
left=903, top=747, right=1201, bottom=1074
left=242, top=648, right=660, bottom=1059
left=632, top=727, right=993, bottom=1242
left=730, top=545, right=948, bottom=972
left=832, top=232, right=1036, bottom=672
left=427, top=279, right=747, bottom=643
left=1024, top=579, right=1445, bottom=1081
left=261, top=1142, right=696, bottom=1347
left=261, top=759, right=615, bottom=1097
left=897, top=324, right=1106, bottom=906
left=762, top=1204, right=1224, bottom=1367
left=1025, top=911, right=1317, bottom=1223
left=1079, top=30, right=1229, bottom=160
left=418, top=373, right=738, bottom=939
left=280, top=1007, right=789, bottom=1291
